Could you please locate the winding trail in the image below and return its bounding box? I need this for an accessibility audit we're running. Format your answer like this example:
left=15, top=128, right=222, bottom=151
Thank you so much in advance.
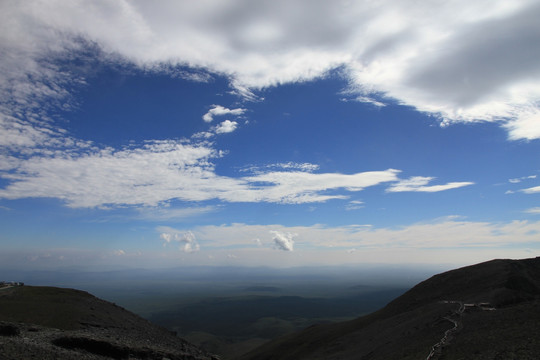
left=425, top=301, right=464, bottom=360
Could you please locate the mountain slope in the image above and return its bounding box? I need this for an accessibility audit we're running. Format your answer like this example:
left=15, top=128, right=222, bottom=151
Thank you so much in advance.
left=0, top=285, right=218, bottom=360
left=239, top=257, right=540, bottom=360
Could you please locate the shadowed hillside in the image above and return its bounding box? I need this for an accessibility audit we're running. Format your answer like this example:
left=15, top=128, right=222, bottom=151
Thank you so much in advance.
left=239, top=257, right=540, bottom=360
left=0, top=285, right=218, bottom=360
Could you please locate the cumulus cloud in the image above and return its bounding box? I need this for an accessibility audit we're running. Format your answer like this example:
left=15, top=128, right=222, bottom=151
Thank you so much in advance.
left=270, top=230, right=295, bottom=251
left=159, top=228, right=200, bottom=253
left=202, top=105, right=245, bottom=123
left=386, top=176, right=474, bottom=193
left=2, top=0, right=540, bottom=140
left=214, top=120, right=238, bottom=134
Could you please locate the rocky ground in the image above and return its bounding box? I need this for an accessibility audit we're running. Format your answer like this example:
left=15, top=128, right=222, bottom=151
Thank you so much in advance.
left=0, top=320, right=219, bottom=360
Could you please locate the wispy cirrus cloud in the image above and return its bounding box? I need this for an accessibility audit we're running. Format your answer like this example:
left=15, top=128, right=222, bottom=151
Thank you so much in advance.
left=345, top=200, right=364, bottom=211
left=2, top=139, right=470, bottom=208
left=509, top=174, right=537, bottom=183
left=386, top=176, right=474, bottom=193
left=239, top=162, right=320, bottom=174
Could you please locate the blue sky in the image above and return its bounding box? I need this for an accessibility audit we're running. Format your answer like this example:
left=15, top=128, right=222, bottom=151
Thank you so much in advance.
left=1, top=0, right=540, bottom=270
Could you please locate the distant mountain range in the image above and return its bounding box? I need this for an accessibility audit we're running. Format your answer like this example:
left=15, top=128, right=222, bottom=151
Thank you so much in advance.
left=2, top=257, right=539, bottom=359
left=0, top=285, right=218, bottom=360
left=240, top=257, right=540, bottom=360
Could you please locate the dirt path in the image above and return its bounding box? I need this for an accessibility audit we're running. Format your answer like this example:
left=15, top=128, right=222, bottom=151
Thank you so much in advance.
left=425, top=301, right=464, bottom=360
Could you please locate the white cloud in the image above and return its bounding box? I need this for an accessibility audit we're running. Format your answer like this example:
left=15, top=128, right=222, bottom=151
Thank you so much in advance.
left=386, top=176, right=474, bottom=193
left=346, top=200, right=364, bottom=211
left=159, top=227, right=200, bottom=253
left=214, top=120, right=238, bottom=134
left=524, top=207, right=540, bottom=214
left=240, top=162, right=320, bottom=174
left=2, top=0, right=540, bottom=141
left=0, top=143, right=470, bottom=208
left=0, top=140, right=220, bottom=208
left=231, top=169, right=400, bottom=204
left=505, top=109, right=540, bottom=141
left=0, top=1, right=517, bottom=211
left=2, top=218, right=539, bottom=269
left=271, top=230, right=295, bottom=251
left=521, top=185, right=540, bottom=194
left=195, top=219, right=540, bottom=250
left=154, top=219, right=540, bottom=266
left=509, top=175, right=537, bottom=183
left=202, top=105, right=245, bottom=123
left=269, top=162, right=320, bottom=172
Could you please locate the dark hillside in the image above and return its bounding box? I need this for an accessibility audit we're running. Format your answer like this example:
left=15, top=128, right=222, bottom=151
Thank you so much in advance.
left=0, top=285, right=218, bottom=360
left=240, top=257, right=540, bottom=360
left=383, top=257, right=540, bottom=315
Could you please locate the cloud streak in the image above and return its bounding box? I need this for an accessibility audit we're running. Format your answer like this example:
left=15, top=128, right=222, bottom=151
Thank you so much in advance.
left=0, top=137, right=471, bottom=209
left=386, top=176, right=474, bottom=193
left=521, top=185, right=540, bottom=194
left=509, top=175, right=537, bottom=184
left=189, top=219, right=540, bottom=250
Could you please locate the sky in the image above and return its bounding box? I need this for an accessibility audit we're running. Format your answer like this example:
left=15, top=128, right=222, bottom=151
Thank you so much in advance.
left=1, top=0, right=540, bottom=271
